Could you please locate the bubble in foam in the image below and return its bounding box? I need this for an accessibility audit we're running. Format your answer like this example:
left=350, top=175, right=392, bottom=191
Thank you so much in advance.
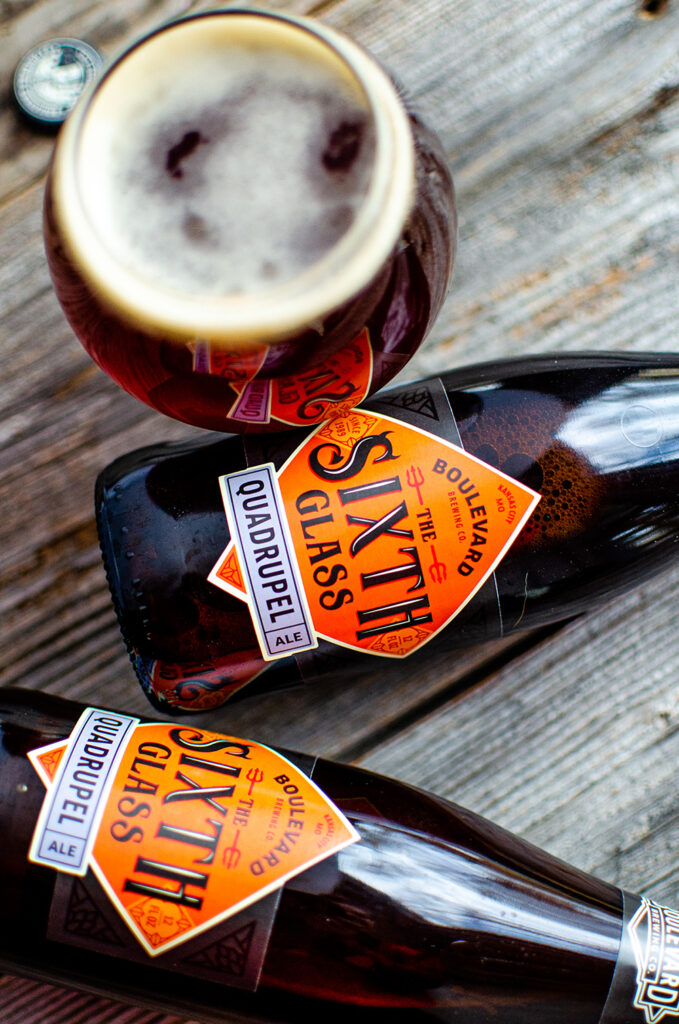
left=82, top=27, right=377, bottom=298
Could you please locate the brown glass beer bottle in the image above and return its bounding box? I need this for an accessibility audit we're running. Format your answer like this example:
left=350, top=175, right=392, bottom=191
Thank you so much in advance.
left=2, top=686, right=673, bottom=1024
left=96, top=352, right=679, bottom=713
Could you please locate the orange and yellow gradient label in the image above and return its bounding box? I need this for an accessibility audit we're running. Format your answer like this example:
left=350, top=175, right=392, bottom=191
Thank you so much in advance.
left=210, top=406, right=541, bottom=659
left=29, top=718, right=358, bottom=956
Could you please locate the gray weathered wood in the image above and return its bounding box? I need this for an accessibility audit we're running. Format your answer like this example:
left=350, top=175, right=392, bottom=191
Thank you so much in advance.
left=1, top=0, right=679, bottom=1020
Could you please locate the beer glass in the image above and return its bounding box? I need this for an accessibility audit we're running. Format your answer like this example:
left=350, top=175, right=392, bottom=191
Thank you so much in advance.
left=44, top=7, right=456, bottom=432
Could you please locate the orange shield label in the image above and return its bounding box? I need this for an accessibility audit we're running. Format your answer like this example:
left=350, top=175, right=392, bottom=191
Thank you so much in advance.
left=29, top=721, right=358, bottom=957
left=210, top=407, right=540, bottom=658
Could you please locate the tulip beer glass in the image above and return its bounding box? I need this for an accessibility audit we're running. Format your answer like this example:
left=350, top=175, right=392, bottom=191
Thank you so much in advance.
left=44, top=7, right=456, bottom=432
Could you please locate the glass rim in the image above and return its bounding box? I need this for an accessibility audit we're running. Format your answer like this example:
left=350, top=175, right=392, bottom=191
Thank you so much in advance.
left=50, top=6, right=416, bottom=348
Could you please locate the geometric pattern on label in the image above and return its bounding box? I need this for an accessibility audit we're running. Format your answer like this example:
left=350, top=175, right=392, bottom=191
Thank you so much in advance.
left=374, top=385, right=439, bottom=421
left=180, top=920, right=257, bottom=979
left=64, top=877, right=125, bottom=946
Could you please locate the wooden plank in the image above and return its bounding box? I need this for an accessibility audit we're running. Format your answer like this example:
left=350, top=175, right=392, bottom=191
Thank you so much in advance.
left=0, top=975, right=197, bottom=1023
left=311, top=0, right=679, bottom=373
left=0, top=0, right=321, bottom=205
left=0, top=0, right=678, bottom=1021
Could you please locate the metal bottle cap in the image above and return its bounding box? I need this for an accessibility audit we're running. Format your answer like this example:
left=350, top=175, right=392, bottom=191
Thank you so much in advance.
left=12, top=38, right=103, bottom=129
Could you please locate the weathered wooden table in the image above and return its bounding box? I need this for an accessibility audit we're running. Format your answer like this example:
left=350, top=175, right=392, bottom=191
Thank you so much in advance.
left=2, top=0, right=679, bottom=1020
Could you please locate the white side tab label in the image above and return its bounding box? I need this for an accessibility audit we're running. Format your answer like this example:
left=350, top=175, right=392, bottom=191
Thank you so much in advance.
left=218, top=463, right=317, bottom=660
left=29, top=708, right=138, bottom=876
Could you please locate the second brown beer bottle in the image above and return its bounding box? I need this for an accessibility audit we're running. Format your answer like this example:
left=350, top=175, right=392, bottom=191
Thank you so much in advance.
left=96, top=352, right=679, bottom=712
left=2, top=686, right=677, bottom=1023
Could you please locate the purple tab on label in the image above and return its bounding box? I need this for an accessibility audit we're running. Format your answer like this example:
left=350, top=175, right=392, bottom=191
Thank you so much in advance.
left=219, top=464, right=317, bottom=660
left=231, top=380, right=271, bottom=423
left=191, top=340, right=211, bottom=374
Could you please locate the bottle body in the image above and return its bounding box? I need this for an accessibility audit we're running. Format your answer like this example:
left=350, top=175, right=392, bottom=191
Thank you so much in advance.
left=44, top=8, right=455, bottom=433
left=0, top=687, right=637, bottom=1023
left=96, top=352, right=679, bottom=713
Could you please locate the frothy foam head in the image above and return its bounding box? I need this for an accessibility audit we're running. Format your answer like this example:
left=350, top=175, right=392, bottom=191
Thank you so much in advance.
left=56, top=11, right=415, bottom=341
left=78, top=16, right=375, bottom=296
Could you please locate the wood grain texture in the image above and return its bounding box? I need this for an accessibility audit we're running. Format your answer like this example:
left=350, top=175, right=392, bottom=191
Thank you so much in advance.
left=0, top=974, right=199, bottom=1023
left=1, top=0, right=679, bottom=1020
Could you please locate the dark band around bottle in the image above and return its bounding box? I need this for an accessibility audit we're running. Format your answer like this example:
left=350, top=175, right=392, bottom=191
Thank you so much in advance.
left=600, top=891, right=679, bottom=1023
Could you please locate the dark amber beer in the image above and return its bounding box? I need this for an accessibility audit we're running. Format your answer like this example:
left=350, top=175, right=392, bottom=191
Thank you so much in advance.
left=44, top=8, right=455, bottom=432
left=96, top=352, right=679, bottom=711
left=1, top=686, right=675, bottom=1023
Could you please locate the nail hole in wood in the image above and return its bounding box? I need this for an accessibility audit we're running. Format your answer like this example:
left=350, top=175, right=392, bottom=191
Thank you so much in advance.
left=639, top=0, right=668, bottom=17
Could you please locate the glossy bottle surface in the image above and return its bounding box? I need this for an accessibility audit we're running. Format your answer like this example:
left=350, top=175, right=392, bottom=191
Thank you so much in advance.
left=96, top=353, right=679, bottom=712
left=0, top=687, right=626, bottom=1023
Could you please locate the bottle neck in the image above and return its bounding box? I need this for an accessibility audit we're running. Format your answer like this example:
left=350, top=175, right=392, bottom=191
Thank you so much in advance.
left=600, top=891, right=679, bottom=1023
